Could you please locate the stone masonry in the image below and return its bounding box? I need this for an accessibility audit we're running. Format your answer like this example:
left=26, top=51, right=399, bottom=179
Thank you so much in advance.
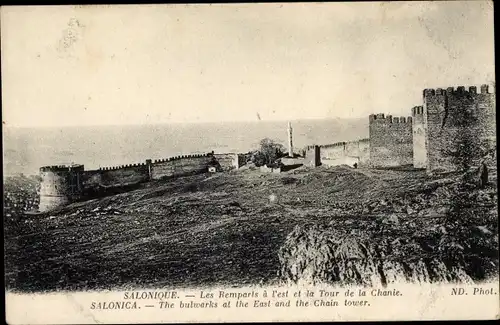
left=423, top=85, right=496, bottom=172
left=412, top=106, right=427, bottom=169
left=369, top=113, right=413, bottom=167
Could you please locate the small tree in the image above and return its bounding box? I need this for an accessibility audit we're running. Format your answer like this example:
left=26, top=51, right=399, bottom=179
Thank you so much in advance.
left=251, top=138, right=285, bottom=167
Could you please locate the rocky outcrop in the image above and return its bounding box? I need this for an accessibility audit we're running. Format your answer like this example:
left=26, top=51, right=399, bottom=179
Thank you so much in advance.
left=278, top=175, right=498, bottom=286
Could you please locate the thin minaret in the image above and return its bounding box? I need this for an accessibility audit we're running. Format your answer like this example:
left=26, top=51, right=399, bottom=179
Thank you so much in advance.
left=288, top=121, right=293, bottom=157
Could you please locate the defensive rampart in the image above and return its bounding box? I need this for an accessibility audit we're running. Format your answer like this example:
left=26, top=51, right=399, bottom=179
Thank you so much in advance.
left=39, top=164, right=84, bottom=212
left=312, top=139, right=370, bottom=167
left=423, top=85, right=496, bottom=172
left=38, top=83, right=496, bottom=212
left=304, top=145, right=321, bottom=167
left=39, top=151, right=247, bottom=211
left=369, top=113, right=413, bottom=167
left=213, top=153, right=246, bottom=171
left=412, top=106, right=427, bottom=168
left=149, top=153, right=214, bottom=180
left=97, top=163, right=150, bottom=186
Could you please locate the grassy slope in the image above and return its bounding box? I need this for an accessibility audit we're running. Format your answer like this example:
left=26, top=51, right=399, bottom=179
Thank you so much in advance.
left=4, top=165, right=498, bottom=292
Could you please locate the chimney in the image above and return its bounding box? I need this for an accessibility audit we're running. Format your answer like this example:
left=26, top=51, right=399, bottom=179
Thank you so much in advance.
left=288, top=122, right=293, bottom=158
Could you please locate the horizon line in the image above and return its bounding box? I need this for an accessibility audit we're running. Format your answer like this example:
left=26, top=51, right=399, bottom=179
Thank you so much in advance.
left=2, top=115, right=370, bottom=129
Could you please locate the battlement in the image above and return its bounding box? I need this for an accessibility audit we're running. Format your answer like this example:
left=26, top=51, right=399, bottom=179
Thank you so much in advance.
left=369, top=113, right=412, bottom=124
left=411, top=106, right=424, bottom=116
left=151, top=152, right=212, bottom=164
left=305, top=142, right=343, bottom=151
left=321, top=142, right=346, bottom=149
left=369, top=111, right=413, bottom=167
left=305, top=138, right=370, bottom=152
left=40, top=164, right=84, bottom=172
left=97, top=152, right=215, bottom=171
left=37, top=150, right=243, bottom=211
left=423, top=84, right=493, bottom=98
left=99, top=162, right=147, bottom=171
left=39, top=163, right=85, bottom=212
left=423, top=83, right=496, bottom=172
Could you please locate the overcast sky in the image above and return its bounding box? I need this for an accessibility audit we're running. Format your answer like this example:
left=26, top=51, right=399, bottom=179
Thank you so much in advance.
left=1, top=2, right=495, bottom=127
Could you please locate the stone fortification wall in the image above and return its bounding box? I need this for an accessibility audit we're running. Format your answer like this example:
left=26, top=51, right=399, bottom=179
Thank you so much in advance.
left=39, top=152, right=248, bottom=211
left=316, top=139, right=370, bottom=167
left=81, top=169, right=102, bottom=186
left=317, top=142, right=345, bottom=162
left=39, top=164, right=84, bottom=212
left=82, top=152, right=247, bottom=187
left=149, top=153, right=214, bottom=180
left=304, top=145, right=321, bottom=167
left=412, top=106, right=427, bottom=168
left=281, top=157, right=305, bottom=166
left=347, top=138, right=370, bottom=165
left=369, top=113, right=413, bottom=167
left=213, top=153, right=245, bottom=171
left=96, top=163, right=149, bottom=186
left=423, top=85, right=496, bottom=172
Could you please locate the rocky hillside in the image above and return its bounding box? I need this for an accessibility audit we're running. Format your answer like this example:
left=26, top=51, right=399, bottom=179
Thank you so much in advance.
left=3, top=165, right=498, bottom=292
left=279, top=168, right=498, bottom=286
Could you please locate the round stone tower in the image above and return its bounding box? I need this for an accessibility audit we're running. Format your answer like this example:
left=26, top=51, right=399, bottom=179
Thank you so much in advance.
left=39, top=164, right=84, bottom=212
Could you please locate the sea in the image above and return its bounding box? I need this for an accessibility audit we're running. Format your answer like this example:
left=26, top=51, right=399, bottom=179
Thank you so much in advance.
left=3, top=118, right=368, bottom=176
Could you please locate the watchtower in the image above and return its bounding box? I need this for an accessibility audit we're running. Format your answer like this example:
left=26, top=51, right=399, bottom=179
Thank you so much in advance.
left=368, top=113, right=413, bottom=167
left=411, top=106, right=427, bottom=168
left=39, top=163, right=84, bottom=212
left=423, top=85, right=496, bottom=172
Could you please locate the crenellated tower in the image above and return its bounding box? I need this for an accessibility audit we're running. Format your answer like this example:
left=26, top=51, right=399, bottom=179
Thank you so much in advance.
left=39, top=164, right=84, bottom=212
left=368, top=113, right=413, bottom=167
left=423, top=84, right=496, bottom=172
left=411, top=106, right=427, bottom=168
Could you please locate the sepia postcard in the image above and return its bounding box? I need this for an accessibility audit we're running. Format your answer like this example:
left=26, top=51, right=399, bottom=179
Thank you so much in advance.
left=2, top=2, right=499, bottom=323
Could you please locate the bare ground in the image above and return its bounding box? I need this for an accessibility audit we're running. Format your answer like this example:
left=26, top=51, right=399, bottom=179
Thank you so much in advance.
left=3, top=165, right=498, bottom=292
